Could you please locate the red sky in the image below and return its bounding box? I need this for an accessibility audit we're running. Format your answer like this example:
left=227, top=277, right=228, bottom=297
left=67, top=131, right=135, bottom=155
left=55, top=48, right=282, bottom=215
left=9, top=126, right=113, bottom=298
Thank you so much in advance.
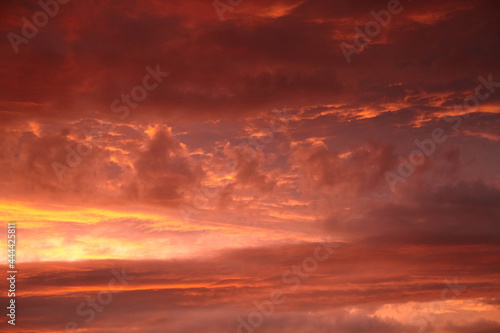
left=0, top=0, right=499, bottom=332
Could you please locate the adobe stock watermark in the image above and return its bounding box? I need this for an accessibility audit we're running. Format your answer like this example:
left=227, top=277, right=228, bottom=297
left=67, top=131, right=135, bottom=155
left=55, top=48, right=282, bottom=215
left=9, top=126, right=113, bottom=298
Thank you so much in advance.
left=110, top=64, right=169, bottom=120
left=178, top=106, right=293, bottom=223
left=403, top=277, right=467, bottom=333
left=385, top=73, right=500, bottom=192
left=7, top=0, right=70, bottom=54
left=51, top=64, right=169, bottom=183
left=213, top=0, right=243, bottom=21
left=65, top=268, right=135, bottom=333
left=236, top=240, right=340, bottom=333
left=340, top=0, right=410, bottom=64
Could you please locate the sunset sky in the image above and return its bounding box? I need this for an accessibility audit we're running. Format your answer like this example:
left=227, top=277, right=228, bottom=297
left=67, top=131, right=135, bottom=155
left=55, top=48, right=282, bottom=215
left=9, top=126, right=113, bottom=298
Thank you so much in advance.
left=1, top=0, right=500, bottom=332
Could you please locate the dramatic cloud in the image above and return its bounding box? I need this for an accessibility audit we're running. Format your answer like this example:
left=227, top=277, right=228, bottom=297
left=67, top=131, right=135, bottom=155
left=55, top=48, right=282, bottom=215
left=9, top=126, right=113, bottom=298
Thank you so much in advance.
left=0, top=0, right=498, bottom=332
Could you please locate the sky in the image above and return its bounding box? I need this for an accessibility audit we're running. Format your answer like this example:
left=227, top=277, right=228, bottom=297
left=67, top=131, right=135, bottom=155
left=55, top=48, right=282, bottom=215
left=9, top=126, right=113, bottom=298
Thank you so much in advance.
left=0, top=0, right=499, bottom=332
